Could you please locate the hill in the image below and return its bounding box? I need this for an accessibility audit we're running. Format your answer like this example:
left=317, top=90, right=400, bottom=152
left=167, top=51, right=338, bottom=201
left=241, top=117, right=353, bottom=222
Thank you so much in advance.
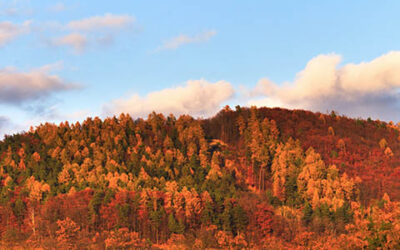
left=0, top=106, right=399, bottom=248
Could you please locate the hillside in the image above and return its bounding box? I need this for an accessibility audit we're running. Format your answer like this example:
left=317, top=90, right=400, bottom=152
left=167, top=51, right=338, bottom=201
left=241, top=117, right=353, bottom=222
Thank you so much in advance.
left=0, top=106, right=399, bottom=249
left=204, top=106, right=400, bottom=202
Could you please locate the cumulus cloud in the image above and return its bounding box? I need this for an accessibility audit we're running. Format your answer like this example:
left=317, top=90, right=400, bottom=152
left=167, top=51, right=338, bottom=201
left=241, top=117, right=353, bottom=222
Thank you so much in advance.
left=67, top=13, right=135, bottom=31
left=52, top=33, right=87, bottom=53
left=0, top=65, right=78, bottom=106
left=0, top=20, right=30, bottom=47
left=249, top=51, right=400, bottom=120
left=104, top=79, right=234, bottom=118
left=156, top=30, right=217, bottom=51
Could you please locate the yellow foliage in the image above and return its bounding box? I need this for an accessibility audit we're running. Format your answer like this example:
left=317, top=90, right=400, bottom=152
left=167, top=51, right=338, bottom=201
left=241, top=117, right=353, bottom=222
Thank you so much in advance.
left=298, top=148, right=359, bottom=210
left=271, top=138, right=303, bottom=201
left=379, top=138, right=388, bottom=149
left=58, top=167, right=72, bottom=184
left=328, top=126, right=335, bottom=136
left=384, top=147, right=394, bottom=157
left=26, top=176, right=51, bottom=201
left=4, top=175, right=12, bottom=186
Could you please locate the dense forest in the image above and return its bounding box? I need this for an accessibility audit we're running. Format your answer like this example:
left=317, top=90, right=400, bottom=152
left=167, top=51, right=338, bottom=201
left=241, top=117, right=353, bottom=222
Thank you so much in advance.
left=1, top=106, right=400, bottom=249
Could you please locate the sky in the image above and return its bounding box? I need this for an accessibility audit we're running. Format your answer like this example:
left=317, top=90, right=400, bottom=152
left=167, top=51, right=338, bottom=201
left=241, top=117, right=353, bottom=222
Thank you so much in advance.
left=1, top=0, right=400, bottom=137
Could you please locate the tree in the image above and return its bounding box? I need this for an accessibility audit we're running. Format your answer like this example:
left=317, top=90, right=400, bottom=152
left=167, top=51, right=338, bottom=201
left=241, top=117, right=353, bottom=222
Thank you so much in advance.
left=221, top=201, right=232, bottom=232
left=88, top=190, right=104, bottom=229
left=231, top=204, right=248, bottom=234
left=271, top=138, right=304, bottom=202
left=253, top=203, right=274, bottom=238
left=379, top=138, right=388, bottom=149
left=302, top=202, right=313, bottom=226
left=328, top=126, right=335, bottom=136
left=247, top=107, right=278, bottom=190
left=12, top=198, right=26, bottom=225
left=56, top=217, right=80, bottom=248
left=168, top=213, right=184, bottom=234
left=105, top=228, right=145, bottom=249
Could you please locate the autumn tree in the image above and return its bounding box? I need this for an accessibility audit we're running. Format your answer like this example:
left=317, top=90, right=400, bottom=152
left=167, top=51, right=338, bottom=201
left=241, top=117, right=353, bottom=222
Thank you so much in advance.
left=271, top=138, right=304, bottom=204
left=56, top=217, right=81, bottom=248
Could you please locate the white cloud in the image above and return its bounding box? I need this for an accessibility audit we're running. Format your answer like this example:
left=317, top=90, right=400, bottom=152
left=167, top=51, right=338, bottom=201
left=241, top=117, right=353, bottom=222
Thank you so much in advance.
left=249, top=51, right=400, bottom=120
left=0, top=65, right=78, bottom=106
left=67, top=13, right=135, bottom=31
left=156, top=30, right=217, bottom=51
left=248, top=97, right=286, bottom=109
left=48, top=3, right=67, bottom=13
left=0, top=20, right=31, bottom=47
left=49, top=14, right=135, bottom=52
left=104, top=79, right=234, bottom=118
left=37, top=61, right=64, bottom=73
left=52, top=33, right=87, bottom=53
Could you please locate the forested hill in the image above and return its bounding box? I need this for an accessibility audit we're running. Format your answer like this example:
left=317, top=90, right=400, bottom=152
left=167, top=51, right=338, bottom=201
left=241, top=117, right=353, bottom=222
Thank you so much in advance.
left=1, top=106, right=400, bottom=249
left=204, top=106, right=400, bottom=202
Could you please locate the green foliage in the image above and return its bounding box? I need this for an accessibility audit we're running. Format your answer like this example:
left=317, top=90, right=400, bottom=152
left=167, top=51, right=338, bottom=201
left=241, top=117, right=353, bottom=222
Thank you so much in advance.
left=2, top=227, right=27, bottom=242
left=168, top=213, right=184, bottom=234
left=284, top=176, right=302, bottom=207
left=302, top=202, right=313, bottom=225
left=314, top=203, right=332, bottom=219
left=367, top=234, right=386, bottom=250
left=117, top=203, right=131, bottom=228
left=0, top=188, right=11, bottom=205
left=89, top=190, right=104, bottom=216
left=355, top=118, right=365, bottom=127
left=333, top=202, right=353, bottom=225
left=12, top=198, right=26, bottom=224
left=376, top=198, right=387, bottom=209
left=231, top=204, right=248, bottom=234
left=265, top=189, right=282, bottom=207
left=201, top=202, right=214, bottom=226
left=149, top=209, right=166, bottom=230
left=104, top=189, right=115, bottom=204
left=221, top=202, right=232, bottom=232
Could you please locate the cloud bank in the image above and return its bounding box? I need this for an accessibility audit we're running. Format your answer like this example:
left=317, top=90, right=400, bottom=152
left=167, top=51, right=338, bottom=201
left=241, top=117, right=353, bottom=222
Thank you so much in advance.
left=0, top=21, right=30, bottom=47
left=157, top=30, right=217, bottom=51
left=249, top=51, right=400, bottom=120
left=0, top=66, right=78, bottom=106
left=104, top=79, right=234, bottom=118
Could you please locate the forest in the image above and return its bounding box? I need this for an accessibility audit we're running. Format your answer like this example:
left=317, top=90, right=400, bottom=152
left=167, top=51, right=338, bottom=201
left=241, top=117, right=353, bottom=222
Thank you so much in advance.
left=1, top=106, right=400, bottom=249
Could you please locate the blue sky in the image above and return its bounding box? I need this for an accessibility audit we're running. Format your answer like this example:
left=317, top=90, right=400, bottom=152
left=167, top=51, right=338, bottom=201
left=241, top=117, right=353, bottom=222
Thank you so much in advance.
left=1, top=0, right=400, bottom=136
